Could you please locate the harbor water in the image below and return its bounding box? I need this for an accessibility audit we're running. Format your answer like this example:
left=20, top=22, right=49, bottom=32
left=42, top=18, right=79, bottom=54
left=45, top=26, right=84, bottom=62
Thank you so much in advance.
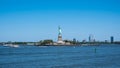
left=0, top=44, right=120, bottom=68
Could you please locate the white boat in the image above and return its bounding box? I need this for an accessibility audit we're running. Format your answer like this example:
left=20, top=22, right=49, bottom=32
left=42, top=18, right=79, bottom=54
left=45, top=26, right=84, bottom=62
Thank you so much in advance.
left=3, top=44, right=19, bottom=48
left=10, top=44, right=19, bottom=48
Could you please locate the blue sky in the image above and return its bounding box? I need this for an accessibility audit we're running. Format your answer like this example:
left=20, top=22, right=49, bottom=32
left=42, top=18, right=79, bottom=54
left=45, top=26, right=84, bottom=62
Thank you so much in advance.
left=0, top=0, right=120, bottom=42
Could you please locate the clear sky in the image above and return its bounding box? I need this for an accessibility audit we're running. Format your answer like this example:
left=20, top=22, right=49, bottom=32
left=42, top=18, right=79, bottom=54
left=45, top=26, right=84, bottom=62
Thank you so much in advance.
left=0, top=0, right=120, bottom=42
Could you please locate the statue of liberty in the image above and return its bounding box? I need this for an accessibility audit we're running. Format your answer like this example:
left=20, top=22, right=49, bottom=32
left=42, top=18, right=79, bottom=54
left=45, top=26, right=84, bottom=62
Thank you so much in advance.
left=58, top=26, right=62, bottom=36
left=58, top=26, right=63, bottom=43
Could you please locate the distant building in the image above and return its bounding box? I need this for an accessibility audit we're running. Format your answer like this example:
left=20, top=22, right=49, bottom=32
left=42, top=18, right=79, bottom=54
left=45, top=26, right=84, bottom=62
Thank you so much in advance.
left=82, top=39, right=86, bottom=43
left=110, top=36, right=114, bottom=43
left=27, top=42, right=35, bottom=45
left=89, top=34, right=94, bottom=42
left=105, top=40, right=108, bottom=43
left=73, top=38, right=76, bottom=44
left=73, top=38, right=76, bottom=42
left=89, top=36, right=91, bottom=42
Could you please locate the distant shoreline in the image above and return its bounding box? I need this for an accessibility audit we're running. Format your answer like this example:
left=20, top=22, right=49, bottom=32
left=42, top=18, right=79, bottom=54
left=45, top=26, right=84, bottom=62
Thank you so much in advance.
left=1, top=43, right=120, bottom=47
left=34, top=44, right=119, bottom=46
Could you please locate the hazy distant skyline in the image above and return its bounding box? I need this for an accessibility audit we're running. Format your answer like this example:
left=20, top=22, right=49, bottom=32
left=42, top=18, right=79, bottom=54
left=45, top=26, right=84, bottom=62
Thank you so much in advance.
left=0, top=0, right=120, bottom=42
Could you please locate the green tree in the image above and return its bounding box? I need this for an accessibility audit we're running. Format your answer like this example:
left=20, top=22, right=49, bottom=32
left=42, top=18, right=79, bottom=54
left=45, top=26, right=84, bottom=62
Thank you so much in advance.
left=41, top=39, right=53, bottom=45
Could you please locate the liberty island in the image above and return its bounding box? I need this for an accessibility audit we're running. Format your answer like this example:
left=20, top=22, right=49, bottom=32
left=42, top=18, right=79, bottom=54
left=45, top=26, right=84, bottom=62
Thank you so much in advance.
left=54, top=26, right=71, bottom=45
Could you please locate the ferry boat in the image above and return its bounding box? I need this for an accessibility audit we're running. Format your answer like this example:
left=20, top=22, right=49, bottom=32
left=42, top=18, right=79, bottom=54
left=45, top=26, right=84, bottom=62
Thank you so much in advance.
left=3, top=44, right=19, bottom=48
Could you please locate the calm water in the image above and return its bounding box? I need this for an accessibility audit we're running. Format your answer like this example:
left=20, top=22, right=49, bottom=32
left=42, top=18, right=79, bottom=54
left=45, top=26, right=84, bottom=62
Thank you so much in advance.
left=0, top=44, right=120, bottom=68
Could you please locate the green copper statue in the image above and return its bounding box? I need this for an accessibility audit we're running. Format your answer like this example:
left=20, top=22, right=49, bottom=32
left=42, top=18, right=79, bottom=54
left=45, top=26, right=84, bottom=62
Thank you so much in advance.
left=58, top=26, right=62, bottom=35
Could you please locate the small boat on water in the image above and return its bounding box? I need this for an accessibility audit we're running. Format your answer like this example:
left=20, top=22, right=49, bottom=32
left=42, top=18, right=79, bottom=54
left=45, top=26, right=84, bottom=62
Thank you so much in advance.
left=3, top=44, right=19, bottom=48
